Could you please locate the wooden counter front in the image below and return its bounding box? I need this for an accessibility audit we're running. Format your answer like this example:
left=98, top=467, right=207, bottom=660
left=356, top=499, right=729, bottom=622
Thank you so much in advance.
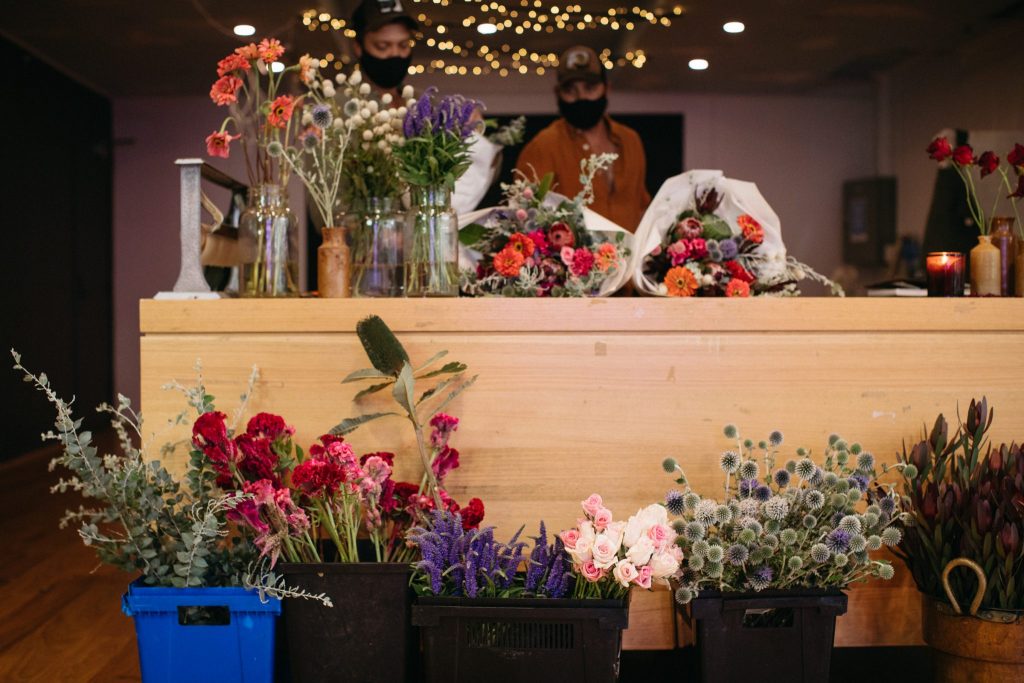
left=140, top=298, right=1024, bottom=649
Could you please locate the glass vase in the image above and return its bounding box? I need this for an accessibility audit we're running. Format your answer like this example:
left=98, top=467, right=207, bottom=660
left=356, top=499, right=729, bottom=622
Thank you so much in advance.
left=404, top=185, right=459, bottom=297
left=969, top=234, right=1001, bottom=297
left=238, top=185, right=299, bottom=297
left=1017, top=240, right=1024, bottom=298
left=317, top=226, right=352, bottom=298
left=350, top=197, right=403, bottom=297
left=988, top=216, right=1016, bottom=296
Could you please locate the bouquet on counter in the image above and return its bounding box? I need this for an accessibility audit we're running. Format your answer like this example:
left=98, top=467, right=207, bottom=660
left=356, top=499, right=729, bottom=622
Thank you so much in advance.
left=458, top=154, right=631, bottom=297
left=561, top=493, right=682, bottom=599
left=338, top=71, right=409, bottom=207
left=662, top=425, right=903, bottom=605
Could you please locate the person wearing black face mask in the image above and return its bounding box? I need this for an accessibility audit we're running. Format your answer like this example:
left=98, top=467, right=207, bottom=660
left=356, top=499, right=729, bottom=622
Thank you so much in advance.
left=350, top=0, right=418, bottom=97
left=516, top=45, right=650, bottom=232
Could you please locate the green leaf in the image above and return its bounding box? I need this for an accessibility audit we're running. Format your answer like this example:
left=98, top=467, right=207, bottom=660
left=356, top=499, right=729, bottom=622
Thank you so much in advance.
left=329, top=412, right=400, bottom=435
left=426, top=375, right=478, bottom=418
left=342, top=367, right=392, bottom=383
left=459, top=223, right=487, bottom=246
left=414, top=350, right=449, bottom=373
left=537, top=172, right=554, bottom=200
left=392, top=363, right=416, bottom=415
left=354, top=382, right=394, bottom=400
left=701, top=216, right=733, bottom=241
left=417, top=375, right=458, bottom=405
left=417, top=361, right=467, bottom=379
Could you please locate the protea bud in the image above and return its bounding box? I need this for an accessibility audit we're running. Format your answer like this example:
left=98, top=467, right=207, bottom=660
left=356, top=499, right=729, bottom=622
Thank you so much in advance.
left=966, top=397, right=990, bottom=435
left=910, top=441, right=930, bottom=476
left=991, top=445, right=1005, bottom=473
left=922, top=483, right=939, bottom=520
left=999, top=523, right=1021, bottom=556
left=928, top=414, right=948, bottom=453
left=974, top=497, right=994, bottom=534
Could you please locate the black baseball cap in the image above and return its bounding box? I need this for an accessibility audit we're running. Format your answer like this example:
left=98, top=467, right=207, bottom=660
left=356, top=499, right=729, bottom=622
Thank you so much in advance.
left=557, top=45, right=606, bottom=86
left=351, top=0, right=420, bottom=40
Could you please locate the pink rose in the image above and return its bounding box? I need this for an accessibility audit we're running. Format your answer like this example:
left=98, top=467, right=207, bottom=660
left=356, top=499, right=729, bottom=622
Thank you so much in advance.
left=647, top=523, right=674, bottom=551
left=592, top=534, right=619, bottom=569
left=633, top=565, right=653, bottom=589
left=593, top=507, right=613, bottom=531
left=561, top=246, right=575, bottom=267
left=580, top=559, right=604, bottom=582
left=612, top=559, right=639, bottom=587
left=667, top=240, right=691, bottom=266
left=581, top=493, right=604, bottom=517
left=560, top=528, right=581, bottom=550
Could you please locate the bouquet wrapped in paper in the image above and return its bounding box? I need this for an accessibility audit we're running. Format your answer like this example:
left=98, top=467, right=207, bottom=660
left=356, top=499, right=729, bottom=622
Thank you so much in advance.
left=632, top=170, right=842, bottom=296
left=458, top=154, right=633, bottom=297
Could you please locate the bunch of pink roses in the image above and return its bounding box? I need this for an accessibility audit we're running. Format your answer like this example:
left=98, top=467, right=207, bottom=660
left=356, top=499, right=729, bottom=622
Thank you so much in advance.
left=560, top=493, right=682, bottom=599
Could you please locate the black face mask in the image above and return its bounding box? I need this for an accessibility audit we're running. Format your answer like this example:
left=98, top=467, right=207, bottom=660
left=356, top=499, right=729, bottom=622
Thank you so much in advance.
left=558, top=95, right=607, bottom=131
left=359, top=52, right=411, bottom=90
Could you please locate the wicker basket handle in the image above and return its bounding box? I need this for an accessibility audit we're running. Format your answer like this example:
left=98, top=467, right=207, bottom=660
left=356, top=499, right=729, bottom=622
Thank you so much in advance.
left=941, top=557, right=986, bottom=616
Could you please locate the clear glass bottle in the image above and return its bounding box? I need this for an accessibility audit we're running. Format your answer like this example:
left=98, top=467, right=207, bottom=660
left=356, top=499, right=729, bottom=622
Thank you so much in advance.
left=350, top=197, right=403, bottom=297
left=237, top=185, right=299, bottom=297
left=403, top=185, right=459, bottom=297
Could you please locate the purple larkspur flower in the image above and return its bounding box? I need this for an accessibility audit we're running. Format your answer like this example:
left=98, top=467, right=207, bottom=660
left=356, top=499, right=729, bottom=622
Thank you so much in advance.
left=825, top=528, right=851, bottom=553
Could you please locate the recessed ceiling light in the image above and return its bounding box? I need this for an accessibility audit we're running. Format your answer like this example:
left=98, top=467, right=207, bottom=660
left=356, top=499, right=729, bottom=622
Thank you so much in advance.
left=233, top=24, right=256, bottom=37
left=723, top=21, right=745, bottom=34
left=688, top=58, right=709, bottom=71
left=478, top=23, right=498, bottom=35
left=270, top=61, right=285, bottom=73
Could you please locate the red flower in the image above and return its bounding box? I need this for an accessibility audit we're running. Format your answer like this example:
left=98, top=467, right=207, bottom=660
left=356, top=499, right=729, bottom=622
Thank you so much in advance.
left=246, top=413, right=294, bottom=440
left=209, top=75, right=242, bottom=106
left=493, top=246, right=525, bottom=277
left=725, top=260, right=754, bottom=283
left=235, top=433, right=281, bottom=483
left=360, top=451, right=395, bottom=467
left=235, top=44, right=260, bottom=61
left=507, top=233, right=536, bottom=257
left=432, top=446, right=460, bottom=481
left=291, top=458, right=346, bottom=498
left=547, top=221, right=575, bottom=248
left=308, top=434, right=346, bottom=459
left=926, top=137, right=953, bottom=162
left=688, top=237, right=709, bottom=260
left=725, top=279, right=751, bottom=298
left=978, top=151, right=999, bottom=177
left=737, top=215, right=764, bottom=245
left=217, top=52, right=251, bottom=77
left=205, top=130, right=240, bottom=159
left=1008, top=143, right=1024, bottom=171
left=570, top=248, right=595, bottom=277
left=226, top=495, right=269, bottom=534
left=527, top=229, right=550, bottom=254
left=667, top=240, right=691, bottom=266
left=952, top=144, right=974, bottom=166
left=674, top=216, right=703, bottom=240
left=257, top=38, right=285, bottom=64
left=267, top=95, right=295, bottom=129
left=460, top=498, right=485, bottom=530
left=1008, top=174, right=1024, bottom=199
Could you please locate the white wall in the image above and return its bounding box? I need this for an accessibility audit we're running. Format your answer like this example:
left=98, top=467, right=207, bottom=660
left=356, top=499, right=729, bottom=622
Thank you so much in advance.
left=113, top=88, right=875, bottom=403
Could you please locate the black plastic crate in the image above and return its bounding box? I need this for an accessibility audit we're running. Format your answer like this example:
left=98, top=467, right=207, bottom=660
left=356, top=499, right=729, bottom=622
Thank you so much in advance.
left=682, top=589, right=848, bottom=683
left=413, top=596, right=630, bottom=683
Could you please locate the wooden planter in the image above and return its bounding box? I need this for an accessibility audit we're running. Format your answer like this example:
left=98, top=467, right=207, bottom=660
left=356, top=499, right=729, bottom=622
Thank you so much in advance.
left=922, top=558, right=1024, bottom=682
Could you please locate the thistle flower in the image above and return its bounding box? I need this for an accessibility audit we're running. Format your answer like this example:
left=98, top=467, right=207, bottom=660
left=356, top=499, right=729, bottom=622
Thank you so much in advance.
left=343, top=99, right=360, bottom=117
left=803, top=514, right=818, bottom=529
left=836, top=451, right=849, bottom=466
left=849, top=534, right=867, bottom=553
left=867, top=535, right=882, bottom=551
left=685, top=521, right=706, bottom=541
left=805, top=490, right=825, bottom=510
left=691, top=539, right=710, bottom=557
left=714, top=505, right=733, bottom=525
left=830, top=493, right=847, bottom=508
left=727, top=544, right=749, bottom=565
left=671, top=519, right=687, bottom=534
left=902, top=464, right=919, bottom=479
left=739, top=460, right=759, bottom=480
left=665, top=490, right=685, bottom=515
left=764, top=496, right=790, bottom=521
left=788, top=555, right=803, bottom=571
left=785, top=459, right=797, bottom=473
left=743, top=439, right=755, bottom=449
left=705, top=561, right=724, bottom=578
left=720, top=450, right=740, bottom=473
left=795, top=458, right=816, bottom=480
left=662, top=457, right=678, bottom=473
left=706, top=545, right=724, bottom=563
left=848, top=474, right=869, bottom=492
left=769, top=430, right=784, bottom=447
left=723, top=424, right=738, bottom=438
left=834, top=439, right=848, bottom=452
left=811, top=543, right=831, bottom=563
left=838, top=515, right=862, bottom=534
left=311, top=103, right=333, bottom=129
left=825, top=529, right=851, bottom=553
left=688, top=554, right=705, bottom=571
left=774, top=469, right=791, bottom=487
left=675, top=586, right=694, bottom=604
left=809, top=468, right=825, bottom=487
left=863, top=512, right=879, bottom=527
left=266, top=140, right=284, bottom=157
left=694, top=500, right=718, bottom=525
left=828, top=434, right=840, bottom=446
left=780, top=528, right=798, bottom=545
left=881, top=527, right=902, bottom=546
left=739, top=498, right=759, bottom=517
left=878, top=496, right=897, bottom=515
left=683, top=492, right=701, bottom=511
left=877, top=563, right=895, bottom=580
left=824, top=472, right=839, bottom=486
left=738, top=528, right=757, bottom=545
left=741, top=518, right=763, bottom=534
left=856, top=452, right=875, bottom=471
left=834, top=552, right=849, bottom=567
left=753, top=485, right=772, bottom=502
left=748, top=565, right=774, bottom=591
left=764, top=520, right=781, bottom=534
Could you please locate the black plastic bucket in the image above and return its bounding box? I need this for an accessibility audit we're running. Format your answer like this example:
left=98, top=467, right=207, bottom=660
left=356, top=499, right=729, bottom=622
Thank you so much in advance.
left=413, top=596, right=630, bottom=683
left=279, top=562, right=416, bottom=682
left=683, top=589, right=848, bottom=683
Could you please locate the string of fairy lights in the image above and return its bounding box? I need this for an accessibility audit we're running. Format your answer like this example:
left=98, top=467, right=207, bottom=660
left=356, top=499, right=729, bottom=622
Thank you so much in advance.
left=301, top=3, right=682, bottom=77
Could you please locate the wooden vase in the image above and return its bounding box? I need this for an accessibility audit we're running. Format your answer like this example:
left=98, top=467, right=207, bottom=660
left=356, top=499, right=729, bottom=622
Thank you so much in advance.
left=988, top=217, right=1016, bottom=296
left=317, top=226, right=352, bottom=298
left=970, top=235, right=1001, bottom=296
left=922, top=559, right=1024, bottom=682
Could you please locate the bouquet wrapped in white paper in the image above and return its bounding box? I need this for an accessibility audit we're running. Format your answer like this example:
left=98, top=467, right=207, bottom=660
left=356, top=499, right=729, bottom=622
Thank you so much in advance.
left=632, top=170, right=842, bottom=297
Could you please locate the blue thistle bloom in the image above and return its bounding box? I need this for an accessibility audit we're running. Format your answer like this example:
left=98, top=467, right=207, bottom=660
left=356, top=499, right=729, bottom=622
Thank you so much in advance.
left=878, top=496, right=897, bottom=515
left=665, top=490, right=685, bottom=516
left=754, top=485, right=772, bottom=502
left=719, top=238, right=738, bottom=260
left=311, top=103, right=332, bottom=129
left=726, top=543, right=749, bottom=566
left=769, top=430, right=784, bottom=447
left=754, top=565, right=773, bottom=583
left=849, top=474, right=869, bottom=492
left=738, top=478, right=756, bottom=496
left=825, top=528, right=851, bottom=554
left=774, top=469, right=791, bottom=487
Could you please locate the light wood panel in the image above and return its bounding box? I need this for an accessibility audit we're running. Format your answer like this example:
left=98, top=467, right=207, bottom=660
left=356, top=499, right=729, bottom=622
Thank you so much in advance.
left=139, top=298, right=1024, bottom=648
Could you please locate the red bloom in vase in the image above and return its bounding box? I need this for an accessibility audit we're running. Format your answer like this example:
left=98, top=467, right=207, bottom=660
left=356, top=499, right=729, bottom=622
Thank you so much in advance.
left=926, top=137, right=953, bottom=162
left=952, top=144, right=975, bottom=166
left=527, top=229, right=550, bottom=254
left=205, top=130, right=240, bottom=158
left=217, top=52, right=252, bottom=77
left=235, top=433, right=281, bottom=483
left=460, top=498, right=485, bottom=530
left=308, top=434, right=347, bottom=459
left=257, top=38, right=285, bottom=63
left=360, top=451, right=395, bottom=467
left=246, top=413, right=294, bottom=440
left=432, top=446, right=460, bottom=481
left=267, top=95, right=296, bottom=129
left=978, top=151, right=1000, bottom=177
left=291, top=458, right=346, bottom=498
left=1008, top=143, right=1024, bottom=172
left=547, top=221, right=575, bottom=248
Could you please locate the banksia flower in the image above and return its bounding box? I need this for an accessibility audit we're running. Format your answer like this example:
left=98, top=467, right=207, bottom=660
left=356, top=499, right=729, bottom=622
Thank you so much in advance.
left=356, top=315, right=410, bottom=376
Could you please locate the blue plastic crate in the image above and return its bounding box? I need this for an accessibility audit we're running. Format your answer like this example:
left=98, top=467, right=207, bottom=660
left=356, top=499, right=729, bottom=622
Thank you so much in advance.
left=122, top=580, right=281, bottom=683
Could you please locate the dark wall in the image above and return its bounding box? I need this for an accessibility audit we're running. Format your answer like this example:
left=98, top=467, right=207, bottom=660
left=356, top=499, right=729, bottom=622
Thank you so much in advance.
left=1, top=36, right=112, bottom=459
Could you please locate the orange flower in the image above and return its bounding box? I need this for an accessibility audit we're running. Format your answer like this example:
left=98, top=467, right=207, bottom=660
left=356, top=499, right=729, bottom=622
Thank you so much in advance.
left=257, top=38, right=285, bottom=64
left=507, top=233, right=535, bottom=257
left=267, top=95, right=295, bottom=128
left=205, top=130, right=241, bottom=158
left=217, top=52, right=251, bottom=77
left=737, top=214, right=764, bottom=244
left=493, top=247, right=525, bottom=277
left=725, top=279, right=751, bottom=298
left=235, top=43, right=260, bottom=60
left=664, top=266, right=698, bottom=297
left=298, top=53, right=317, bottom=84
left=595, top=243, right=618, bottom=271
left=209, top=75, right=243, bottom=106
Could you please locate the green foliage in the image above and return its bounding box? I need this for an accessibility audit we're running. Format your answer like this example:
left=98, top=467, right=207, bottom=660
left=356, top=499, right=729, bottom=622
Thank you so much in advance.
left=392, top=132, right=472, bottom=188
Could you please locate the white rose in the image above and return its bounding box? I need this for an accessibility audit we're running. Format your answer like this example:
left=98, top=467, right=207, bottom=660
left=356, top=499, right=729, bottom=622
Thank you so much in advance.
left=591, top=534, right=619, bottom=569
left=578, top=520, right=596, bottom=545
left=650, top=550, right=681, bottom=580
left=625, top=536, right=655, bottom=566
left=568, top=537, right=593, bottom=565
left=612, top=559, right=639, bottom=588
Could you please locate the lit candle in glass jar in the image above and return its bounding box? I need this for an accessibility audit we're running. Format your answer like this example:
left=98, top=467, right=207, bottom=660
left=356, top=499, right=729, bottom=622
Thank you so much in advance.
left=926, top=252, right=965, bottom=297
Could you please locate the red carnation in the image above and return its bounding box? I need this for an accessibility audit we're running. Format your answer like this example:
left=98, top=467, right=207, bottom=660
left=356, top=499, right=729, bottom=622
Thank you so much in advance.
left=926, top=137, right=953, bottom=162
left=952, top=144, right=974, bottom=166
left=193, top=411, right=229, bottom=449
left=1008, top=143, right=1024, bottom=171
left=235, top=433, right=280, bottom=483
left=460, top=498, right=485, bottom=530
left=432, top=446, right=460, bottom=481
left=291, top=458, right=346, bottom=498
left=978, top=151, right=999, bottom=177
left=246, top=413, right=294, bottom=440
left=570, top=248, right=596, bottom=277
left=309, top=434, right=346, bottom=459
left=360, top=452, right=395, bottom=467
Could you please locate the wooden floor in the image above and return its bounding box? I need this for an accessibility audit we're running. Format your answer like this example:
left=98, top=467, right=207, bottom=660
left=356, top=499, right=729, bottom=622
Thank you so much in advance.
left=0, top=434, right=140, bottom=682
